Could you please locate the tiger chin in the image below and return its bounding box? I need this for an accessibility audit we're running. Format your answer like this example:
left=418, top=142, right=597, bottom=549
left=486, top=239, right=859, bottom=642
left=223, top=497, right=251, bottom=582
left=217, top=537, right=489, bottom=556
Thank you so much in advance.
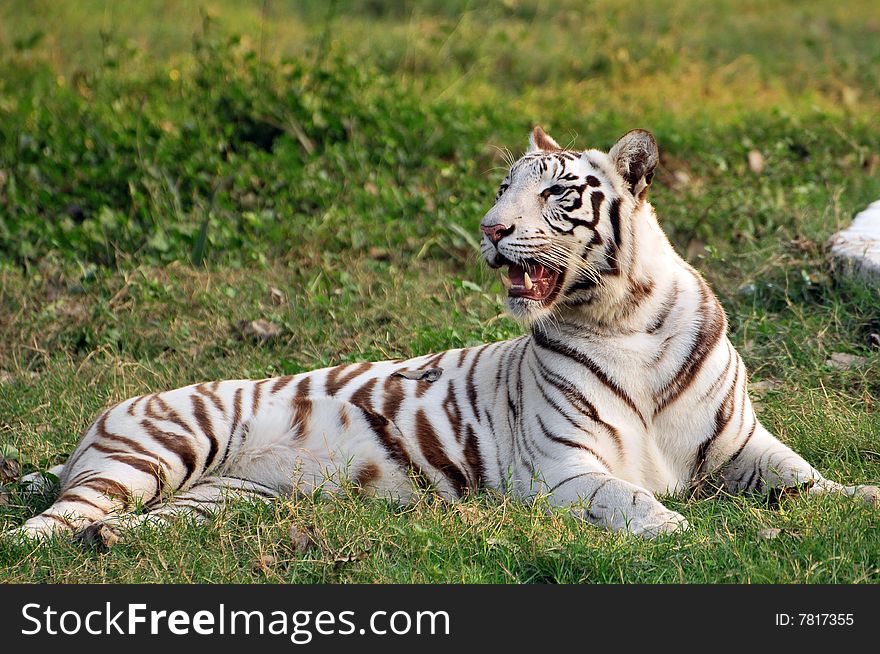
left=7, top=126, right=878, bottom=544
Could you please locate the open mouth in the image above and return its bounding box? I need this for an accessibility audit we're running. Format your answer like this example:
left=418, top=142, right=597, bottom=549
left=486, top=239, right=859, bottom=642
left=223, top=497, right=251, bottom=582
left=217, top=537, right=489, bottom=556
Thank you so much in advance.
left=500, top=259, right=563, bottom=303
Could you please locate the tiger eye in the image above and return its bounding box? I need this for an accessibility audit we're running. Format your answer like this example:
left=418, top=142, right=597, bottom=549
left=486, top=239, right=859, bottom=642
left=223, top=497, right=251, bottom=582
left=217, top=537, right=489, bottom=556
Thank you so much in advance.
left=541, top=185, right=565, bottom=199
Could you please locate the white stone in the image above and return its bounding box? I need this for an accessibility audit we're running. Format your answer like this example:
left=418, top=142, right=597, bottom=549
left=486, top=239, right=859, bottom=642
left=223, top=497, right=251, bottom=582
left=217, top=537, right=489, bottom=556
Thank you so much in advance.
left=828, top=199, right=880, bottom=283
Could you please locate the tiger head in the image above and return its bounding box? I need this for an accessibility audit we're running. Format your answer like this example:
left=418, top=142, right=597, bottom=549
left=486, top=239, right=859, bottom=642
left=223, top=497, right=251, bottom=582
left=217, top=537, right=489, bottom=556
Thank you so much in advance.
left=480, top=126, right=660, bottom=325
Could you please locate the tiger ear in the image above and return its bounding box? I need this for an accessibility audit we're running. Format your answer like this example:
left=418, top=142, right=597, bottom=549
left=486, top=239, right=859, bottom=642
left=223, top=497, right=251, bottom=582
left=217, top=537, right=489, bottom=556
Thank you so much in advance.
left=608, top=129, right=659, bottom=199
left=528, top=125, right=562, bottom=153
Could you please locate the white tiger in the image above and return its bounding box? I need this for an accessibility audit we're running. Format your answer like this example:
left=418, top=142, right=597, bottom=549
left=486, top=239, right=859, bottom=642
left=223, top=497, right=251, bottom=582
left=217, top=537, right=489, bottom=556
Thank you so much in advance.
left=8, top=126, right=878, bottom=542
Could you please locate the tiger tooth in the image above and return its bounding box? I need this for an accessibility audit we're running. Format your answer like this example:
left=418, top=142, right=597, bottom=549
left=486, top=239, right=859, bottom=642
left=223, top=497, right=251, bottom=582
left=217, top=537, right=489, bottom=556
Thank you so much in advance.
left=501, top=274, right=512, bottom=289
left=523, top=272, right=534, bottom=290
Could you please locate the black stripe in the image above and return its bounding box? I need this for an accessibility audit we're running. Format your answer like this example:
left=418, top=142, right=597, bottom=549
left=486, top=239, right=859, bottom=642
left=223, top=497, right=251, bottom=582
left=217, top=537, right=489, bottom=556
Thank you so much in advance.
left=605, top=197, right=622, bottom=275
left=590, top=191, right=604, bottom=223
left=548, top=471, right=604, bottom=494
left=192, top=394, right=220, bottom=475
left=533, top=357, right=624, bottom=456
left=532, top=328, right=647, bottom=428
left=463, top=424, right=485, bottom=488
left=535, top=414, right=611, bottom=470
left=646, top=279, right=678, bottom=334
left=654, top=269, right=726, bottom=415
left=415, top=409, right=468, bottom=497
left=140, top=419, right=198, bottom=489
left=694, top=360, right=741, bottom=476
left=217, top=387, right=244, bottom=470
left=727, top=417, right=758, bottom=466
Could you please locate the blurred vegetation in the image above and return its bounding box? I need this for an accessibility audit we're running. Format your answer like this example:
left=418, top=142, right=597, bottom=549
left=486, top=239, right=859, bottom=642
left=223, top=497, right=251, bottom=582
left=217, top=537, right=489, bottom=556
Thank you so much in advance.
left=1, top=0, right=879, bottom=268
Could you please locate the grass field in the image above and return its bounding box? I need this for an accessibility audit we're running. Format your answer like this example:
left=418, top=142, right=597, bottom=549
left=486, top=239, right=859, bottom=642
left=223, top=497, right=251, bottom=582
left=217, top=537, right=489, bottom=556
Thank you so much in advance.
left=1, top=0, right=879, bottom=583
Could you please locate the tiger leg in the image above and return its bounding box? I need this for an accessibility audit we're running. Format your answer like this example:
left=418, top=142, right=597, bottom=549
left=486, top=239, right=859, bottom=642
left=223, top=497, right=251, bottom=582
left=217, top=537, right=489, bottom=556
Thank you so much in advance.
left=544, top=465, right=689, bottom=539
left=1, top=463, right=68, bottom=539
left=19, top=463, right=66, bottom=494
left=8, top=438, right=169, bottom=540
left=78, top=476, right=278, bottom=543
left=7, top=462, right=160, bottom=541
left=719, top=422, right=880, bottom=505
left=8, top=386, right=229, bottom=540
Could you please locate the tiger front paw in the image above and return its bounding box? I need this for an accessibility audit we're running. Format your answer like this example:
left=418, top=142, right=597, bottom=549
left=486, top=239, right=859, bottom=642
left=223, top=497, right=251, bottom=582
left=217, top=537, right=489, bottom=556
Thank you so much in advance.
left=847, top=485, right=880, bottom=507
left=630, top=508, right=690, bottom=539
left=75, top=521, right=123, bottom=550
left=809, top=480, right=880, bottom=507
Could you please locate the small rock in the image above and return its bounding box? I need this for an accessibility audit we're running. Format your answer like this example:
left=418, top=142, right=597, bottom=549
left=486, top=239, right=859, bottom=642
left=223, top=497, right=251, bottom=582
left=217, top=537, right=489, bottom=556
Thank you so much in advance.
left=58, top=298, right=90, bottom=322
left=686, top=239, right=706, bottom=260
left=672, top=170, right=692, bottom=187
left=453, top=504, right=484, bottom=526
left=747, top=150, right=765, bottom=174
left=367, top=246, right=391, bottom=261
left=757, top=528, right=781, bottom=540
left=0, top=456, right=20, bottom=484
left=864, top=153, right=879, bottom=176
left=852, top=485, right=880, bottom=507
left=749, top=380, right=779, bottom=395
left=76, top=522, right=121, bottom=550
left=238, top=319, right=283, bottom=341
left=789, top=236, right=818, bottom=253
left=253, top=553, right=277, bottom=573
left=267, top=287, right=285, bottom=305
left=827, top=199, right=880, bottom=283
left=825, top=352, right=868, bottom=370
left=869, top=333, right=880, bottom=349
left=737, top=282, right=757, bottom=297
left=289, top=525, right=317, bottom=554
left=840, top=85, right=860, bottom=108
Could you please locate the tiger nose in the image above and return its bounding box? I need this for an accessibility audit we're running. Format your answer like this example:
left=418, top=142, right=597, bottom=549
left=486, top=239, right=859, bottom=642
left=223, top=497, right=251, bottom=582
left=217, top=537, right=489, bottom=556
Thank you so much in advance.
left=480, top=223, right=514, bottom=244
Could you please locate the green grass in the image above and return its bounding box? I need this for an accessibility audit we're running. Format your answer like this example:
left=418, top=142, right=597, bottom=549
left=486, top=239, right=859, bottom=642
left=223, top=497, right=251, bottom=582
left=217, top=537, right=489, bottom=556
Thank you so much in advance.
left=1, top=0, right=879, bottom=583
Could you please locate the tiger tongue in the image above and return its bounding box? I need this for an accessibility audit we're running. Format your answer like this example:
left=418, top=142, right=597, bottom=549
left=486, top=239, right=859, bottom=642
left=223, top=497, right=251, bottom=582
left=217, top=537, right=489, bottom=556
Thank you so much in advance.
left=508, top=264, right=525, bottom=286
